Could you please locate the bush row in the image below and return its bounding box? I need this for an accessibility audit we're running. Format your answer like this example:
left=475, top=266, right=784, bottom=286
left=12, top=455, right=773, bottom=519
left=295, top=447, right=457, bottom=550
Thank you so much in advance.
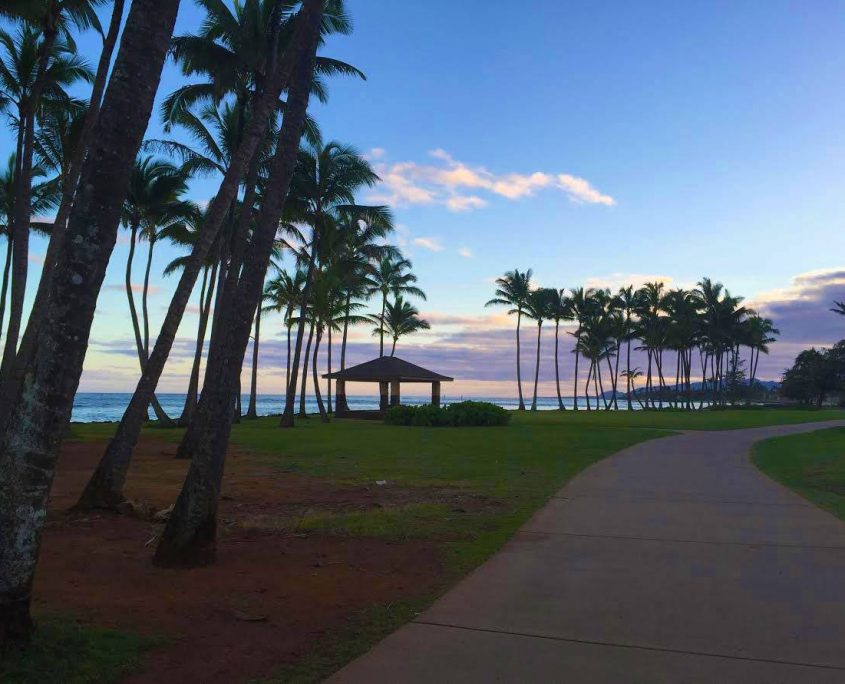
left=384, top=401, right=511, bottom=427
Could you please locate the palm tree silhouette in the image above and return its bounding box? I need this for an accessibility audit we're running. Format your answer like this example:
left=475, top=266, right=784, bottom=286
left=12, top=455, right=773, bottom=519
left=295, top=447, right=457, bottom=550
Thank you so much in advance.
left=486, top=269, right=533, bottom=411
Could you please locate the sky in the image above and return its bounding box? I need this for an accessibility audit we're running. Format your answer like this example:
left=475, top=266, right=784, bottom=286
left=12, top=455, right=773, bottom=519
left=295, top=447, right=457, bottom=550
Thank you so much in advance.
left=4, top=0, right=845, bottom=398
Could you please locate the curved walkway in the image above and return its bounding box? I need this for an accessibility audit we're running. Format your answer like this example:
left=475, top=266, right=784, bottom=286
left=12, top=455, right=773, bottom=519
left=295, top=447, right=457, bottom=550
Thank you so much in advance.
left=330, top=421, right=845, bottom=683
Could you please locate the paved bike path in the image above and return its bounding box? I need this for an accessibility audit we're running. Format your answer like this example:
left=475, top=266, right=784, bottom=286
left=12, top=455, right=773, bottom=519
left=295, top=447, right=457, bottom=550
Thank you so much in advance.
left=329, top=421, right=845, bottom=683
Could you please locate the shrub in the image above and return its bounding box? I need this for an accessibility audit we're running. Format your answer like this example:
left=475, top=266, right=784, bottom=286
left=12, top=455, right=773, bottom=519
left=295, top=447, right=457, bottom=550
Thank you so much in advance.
left=384, top=401, right=510, bottom=427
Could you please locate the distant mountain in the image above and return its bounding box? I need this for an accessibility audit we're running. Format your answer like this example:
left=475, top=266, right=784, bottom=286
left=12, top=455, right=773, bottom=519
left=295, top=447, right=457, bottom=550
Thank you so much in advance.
left=602, top=379, right=780, bottom=398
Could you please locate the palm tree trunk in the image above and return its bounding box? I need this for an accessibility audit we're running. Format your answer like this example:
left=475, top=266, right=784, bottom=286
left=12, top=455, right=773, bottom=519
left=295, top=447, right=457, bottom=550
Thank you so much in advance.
left=0, top=0, right=179, bottom=643
left=554, top=321, right=564, bottom=409
left=596, top=360, right=607, bottom=410
left=646, top=351, right=653, bottom=409
left=0, top=104, right=36, bottom=380
left=180, top=263, right=215, bottom=426
left=139, top=235, right=173, bottom=425
left=573, top=336, right=581, bottom=411
left=26, top=0, right=125, bottom=345
left=390, top=337, right=397, bottom=356
left=326, top=325, right=332, bottom=413
left=337, top=291, right=351, bottom=411
left=516, top=309, right=525, bottom=410
left=245, top=301, right=260, bottom=418
left=285, top=315, right=291, bottom=391
left=74, top=0, right=310, bottom=506
left=312, top=327, right=328, bottom=422
left=531, top=323, right=542, bottom=410
left=152, top=2, right=323, bottom=566
left=611, top=342, right=621, bottom=409
left=626, top=336, right=633, bottom=410
left=379, top=293, right=386, bottom=357
left=0, top=235, right=13, bottom=344
left=299, top=319, right=314, bottom=417
left=585, top=360, right=593, bottom=411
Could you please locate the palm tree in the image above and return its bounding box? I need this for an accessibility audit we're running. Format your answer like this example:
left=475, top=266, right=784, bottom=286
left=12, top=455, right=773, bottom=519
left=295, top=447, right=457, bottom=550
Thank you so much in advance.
left=0, top=25, right=92, bottom=376
left=371, top=295, right=430, bottom=357
left=121, top=156, right=194, bottom=424
left=486, top=269, right=532, bottom=411
left=522, top=288, right=556, bottom=410
left=0, top=0, right=181, bottom=645
left=831, top=301, right=845, bottom=318
left=547, top=288, right=571, bottom=409
left=263, top=268, right=307, bottom=395
left=280, top=139, right=383, bottom=426
left=365, top=254, right=426, bottom=357
left=0, top=153, right=58, bottom=344
left=744, top=314, right=778, bottom=398
left=567, top=286, right=593, bottom=411
left=615, top=286, right=640, bottom=410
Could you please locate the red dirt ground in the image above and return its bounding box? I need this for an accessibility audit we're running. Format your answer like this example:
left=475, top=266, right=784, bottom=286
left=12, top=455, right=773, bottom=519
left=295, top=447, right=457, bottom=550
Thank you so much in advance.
left=34, top=438, right=444, bottom=683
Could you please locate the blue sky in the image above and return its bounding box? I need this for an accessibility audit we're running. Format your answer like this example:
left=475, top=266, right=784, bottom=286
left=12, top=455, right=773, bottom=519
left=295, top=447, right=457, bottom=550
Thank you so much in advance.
left=4, top=0, right=845, bottom=395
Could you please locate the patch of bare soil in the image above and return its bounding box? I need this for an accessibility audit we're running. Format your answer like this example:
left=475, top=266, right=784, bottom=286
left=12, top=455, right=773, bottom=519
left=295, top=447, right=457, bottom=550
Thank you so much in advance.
left=33, top=437, right=446, bottom=683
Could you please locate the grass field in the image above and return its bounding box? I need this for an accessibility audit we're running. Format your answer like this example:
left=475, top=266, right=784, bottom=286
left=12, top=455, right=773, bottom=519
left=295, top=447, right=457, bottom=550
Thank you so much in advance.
left=752, top=425, right=845, bottom=522
left=19, top=406, right=844, bottom=683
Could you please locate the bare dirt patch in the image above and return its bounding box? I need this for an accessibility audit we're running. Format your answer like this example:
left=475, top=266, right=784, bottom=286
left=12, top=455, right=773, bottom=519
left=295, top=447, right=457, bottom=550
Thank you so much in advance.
left=34, top=437, right=446, bottom=683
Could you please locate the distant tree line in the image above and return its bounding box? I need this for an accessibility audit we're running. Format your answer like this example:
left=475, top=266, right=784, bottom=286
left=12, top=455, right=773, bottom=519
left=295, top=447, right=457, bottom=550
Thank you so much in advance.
left=486, top=270, right=779, bottom=411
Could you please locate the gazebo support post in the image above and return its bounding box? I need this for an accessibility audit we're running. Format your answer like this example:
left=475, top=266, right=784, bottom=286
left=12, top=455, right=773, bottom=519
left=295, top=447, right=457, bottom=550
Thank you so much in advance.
left=432, top=381, right=441, bottom=407
left=390, top=379, right=401, bottom=406
left=379, top=381, right=389, bottom=411
left=336, top=380, right=346, bottom=416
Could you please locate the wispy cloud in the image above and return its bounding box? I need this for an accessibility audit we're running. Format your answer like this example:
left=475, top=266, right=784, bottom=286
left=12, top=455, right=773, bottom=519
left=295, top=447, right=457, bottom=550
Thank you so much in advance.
left=103, top=283, right=161, bottom=295
left=367, top=149, right=616, bottom=212
left=412, top=236, right=444, bottom=252
left=458, top=247, right=474, bottom=259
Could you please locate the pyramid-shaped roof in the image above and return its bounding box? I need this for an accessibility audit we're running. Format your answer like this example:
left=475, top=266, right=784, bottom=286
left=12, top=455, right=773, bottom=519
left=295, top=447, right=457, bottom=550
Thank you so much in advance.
left=323, top=356, right=453, bottom=383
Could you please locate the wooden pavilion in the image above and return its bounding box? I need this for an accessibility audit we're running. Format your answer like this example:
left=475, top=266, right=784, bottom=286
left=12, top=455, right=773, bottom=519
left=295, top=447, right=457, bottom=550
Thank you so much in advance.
left=323, top=356, right=453, bottom=419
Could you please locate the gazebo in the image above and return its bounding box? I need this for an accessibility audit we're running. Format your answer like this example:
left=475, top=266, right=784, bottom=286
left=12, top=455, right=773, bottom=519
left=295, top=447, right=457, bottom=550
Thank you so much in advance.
left=324, top=356, right=454, bottom=419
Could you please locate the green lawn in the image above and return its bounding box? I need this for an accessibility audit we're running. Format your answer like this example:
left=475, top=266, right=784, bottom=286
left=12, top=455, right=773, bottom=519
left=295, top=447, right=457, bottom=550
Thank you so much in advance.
left=55, top=407, right=844, bottom=682
left=0, top=615, right=157, bottom=684
left=752, top=425, right=845, bottom=521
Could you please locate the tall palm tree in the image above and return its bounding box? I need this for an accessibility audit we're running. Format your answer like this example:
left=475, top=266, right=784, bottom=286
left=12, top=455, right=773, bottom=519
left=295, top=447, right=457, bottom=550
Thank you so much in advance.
left=263, top=268, right=307, bottom=395
left=371, top=295, right=430, bottom=357
left=831, top=301, right=845, bottom=318
left=615, top=285, right=640, bottom=410
left=567, top=286, right=593, bottom=411
left=547, top=288, right=571, bottom=409
left=121, top=156, right=195, bottom=424
left=0, top=0, right=181, bottom=645
left=280, top=139, right=382, bottom=426
left=0, top=25, right=92, bottom=375
left=366, top=255, right=425, bottom=357
left=523, top=287, right=556, bottom=410
left=486, top=269, right=532, bottom=411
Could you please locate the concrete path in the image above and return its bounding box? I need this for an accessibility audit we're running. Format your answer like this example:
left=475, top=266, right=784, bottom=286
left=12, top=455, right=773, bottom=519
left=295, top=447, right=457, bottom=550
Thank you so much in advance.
left=329, top=421, right=845, bottom=683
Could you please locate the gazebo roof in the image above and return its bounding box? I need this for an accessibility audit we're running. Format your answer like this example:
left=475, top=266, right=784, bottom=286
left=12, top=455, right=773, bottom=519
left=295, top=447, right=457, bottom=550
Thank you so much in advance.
left=323, top=356, right=453, bottom=383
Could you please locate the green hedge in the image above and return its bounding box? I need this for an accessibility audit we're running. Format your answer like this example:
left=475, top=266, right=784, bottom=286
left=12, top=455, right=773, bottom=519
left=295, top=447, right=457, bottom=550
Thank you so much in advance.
left=384, top=401, right=511, bottom=427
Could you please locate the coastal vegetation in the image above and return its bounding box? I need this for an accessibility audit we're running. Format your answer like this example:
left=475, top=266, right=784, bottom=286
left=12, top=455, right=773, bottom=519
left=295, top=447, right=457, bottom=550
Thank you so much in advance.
left=487, top=270, right=780, bottom=411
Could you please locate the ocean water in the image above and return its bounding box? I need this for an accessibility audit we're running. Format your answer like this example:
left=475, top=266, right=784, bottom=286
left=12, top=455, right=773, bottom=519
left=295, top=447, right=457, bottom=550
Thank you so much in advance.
left=70, top=392, right=627, bottom=423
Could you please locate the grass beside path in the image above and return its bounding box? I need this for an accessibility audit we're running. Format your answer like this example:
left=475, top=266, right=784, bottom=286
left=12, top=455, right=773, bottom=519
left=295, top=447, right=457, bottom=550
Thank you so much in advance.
left=0, top=615, right=156, bottom=684
left=752, top=425, right=845, bottom=522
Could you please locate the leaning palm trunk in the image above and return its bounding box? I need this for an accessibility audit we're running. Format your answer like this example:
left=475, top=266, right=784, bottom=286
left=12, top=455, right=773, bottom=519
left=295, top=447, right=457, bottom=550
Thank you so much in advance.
left=245, top=301, right=261, bottom=419
left=554, top=321, right=564, bottom=409
left=0, top=0, right=179, bottom=644
left=152, top=3, right=322, bottom=567
left=74, top=1, right=306, bottom=509
left=312, top=327, right=328, bottom=422
left=516, top=310, right=525, bottom=410
left=531, top=322, right=542, bottom=410
left=594, top=361, right=605, bottom=410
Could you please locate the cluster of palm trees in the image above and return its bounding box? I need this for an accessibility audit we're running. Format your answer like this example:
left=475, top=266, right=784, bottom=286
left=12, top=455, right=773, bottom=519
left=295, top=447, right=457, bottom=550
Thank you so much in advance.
left=0, top=0, right=435, bottom=644
left=487, top=270, right=779, bottom=411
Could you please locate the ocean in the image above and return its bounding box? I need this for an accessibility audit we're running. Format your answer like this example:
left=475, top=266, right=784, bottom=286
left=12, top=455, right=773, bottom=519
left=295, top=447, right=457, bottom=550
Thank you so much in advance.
left=70, top=392, right=620, bottom=423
